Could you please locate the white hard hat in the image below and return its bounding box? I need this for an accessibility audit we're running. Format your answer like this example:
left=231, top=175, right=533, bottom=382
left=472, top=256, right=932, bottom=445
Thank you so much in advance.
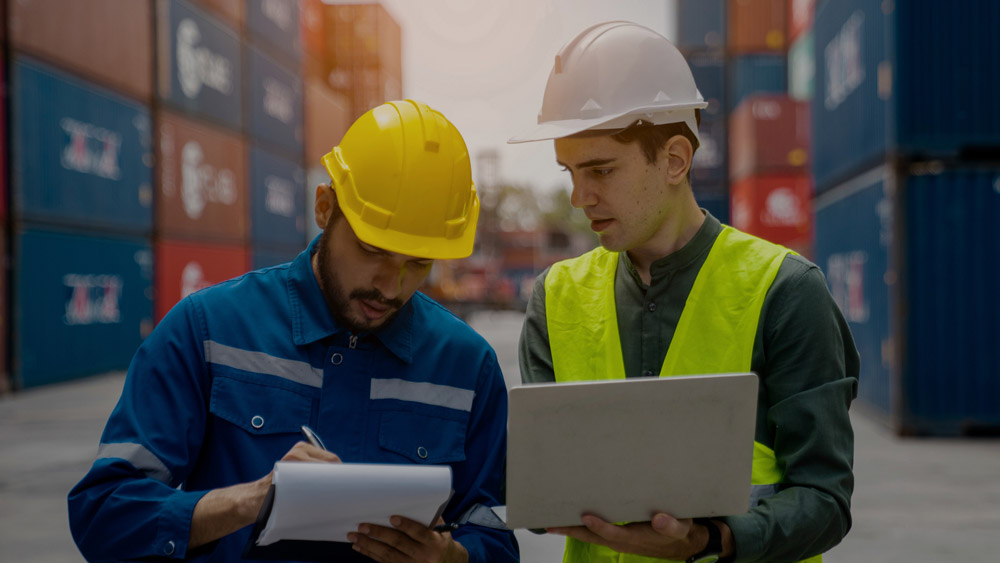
left=509, top=21, right=707, bottom=144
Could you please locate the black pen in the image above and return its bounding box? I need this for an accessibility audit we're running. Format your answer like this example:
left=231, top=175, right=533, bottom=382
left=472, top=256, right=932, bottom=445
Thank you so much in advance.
left=433, top=522, right=459, bottom=533
left=300, top=425, right=328, bottom=451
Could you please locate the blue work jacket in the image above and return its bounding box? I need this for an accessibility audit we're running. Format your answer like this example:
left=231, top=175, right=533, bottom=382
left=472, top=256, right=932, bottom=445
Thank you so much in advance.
left=68, top=236, right=517, bottom=562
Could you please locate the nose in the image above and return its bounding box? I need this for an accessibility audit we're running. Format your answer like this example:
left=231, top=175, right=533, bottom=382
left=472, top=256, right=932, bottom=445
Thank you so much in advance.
left=569, top=178, right=597, bottom=209
left=371, top=257, right=405, bottom=300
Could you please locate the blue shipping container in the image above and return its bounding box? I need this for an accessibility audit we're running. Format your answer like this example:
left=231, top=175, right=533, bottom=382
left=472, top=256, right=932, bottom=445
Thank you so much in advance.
left=815, top=164, right=1000, bottom=435
left=245, top=0, right=302, bottom=65
left=246, top=44, right=304, bottom=158
left=694, top=188, right=730, bottom=225
left=252, top=246, right=301, bottom=270
left=688, top=52, right=726, bottom=119
left=692, top=115, right=727, bottom=185
left=12, top=57, right=153, bottom=235
left=158, top=0, right=243, bottom=131
left=729, top=54, right=786, bottom=111
left=14, top=227, right=153, bottom=388
left=812, top=0, right=1000, bottom=193
left=249, top=145, right=307, bottom=247
left=676, top=0, right=726, bottom=51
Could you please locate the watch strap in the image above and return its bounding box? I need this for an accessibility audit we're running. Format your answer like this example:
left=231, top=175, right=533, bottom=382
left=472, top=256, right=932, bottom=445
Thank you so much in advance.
left=686, top=518, right=723, bottom=563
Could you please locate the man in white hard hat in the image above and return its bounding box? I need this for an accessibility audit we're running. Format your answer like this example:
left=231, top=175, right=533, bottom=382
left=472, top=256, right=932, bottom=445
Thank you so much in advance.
left=511, top=22, right=858, bottom=563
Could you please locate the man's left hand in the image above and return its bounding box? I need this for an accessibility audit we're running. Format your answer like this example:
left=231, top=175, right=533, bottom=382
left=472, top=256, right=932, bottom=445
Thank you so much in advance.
left=547, top=513, right=707, bottom=560
left=348, top=516, right=469, bottom=563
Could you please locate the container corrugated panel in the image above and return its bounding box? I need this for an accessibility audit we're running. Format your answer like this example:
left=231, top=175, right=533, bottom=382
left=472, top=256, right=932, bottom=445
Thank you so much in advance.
left=729, top=94, right=810, bottom=181
left=693, top=185, right=730, bottom=225
left=687, top=52, right=726, bottom=119
left=156, top=109, right=249, bottom=243
left=788, top=0, right=816, bottom=44
left=729, top=54, right=786, bottom=111
left=157, top=0, right=243, bottom=132
left=8, top=0, right=154, bottom=102
left=252, top=246, right=301, bottom=270
left=12, top=57, right=154, bottom=235
left=730, top=173, right=812, bottom=248
left=246, top=44, right=304, bottom=159
left=900, top=166, right=1000, bottom=434
left=324, top=3, right=402, bottom=89
left=728, top=0, right=786, bottom=53
left=787, top=31, right=814, bottom=101
left=300, top=0, right=325, bottom=60
left=676, top=0, right=726, bottom=51
left=249, top=145, right=307, bottom=248
left=14, top=227, right=153, bottom=388
left=811, top=0, right=887, bottom=193
left=190, top=0, right=243, bottom=32
left=692, top=115, right=728, bottom=185
left=245, top=0, right=301, bottom=65
left=154, top=239, right=248, bottom=321
left=889, top=2, right=1000, bottom=156
left=304, top=78, right=351, bottom=168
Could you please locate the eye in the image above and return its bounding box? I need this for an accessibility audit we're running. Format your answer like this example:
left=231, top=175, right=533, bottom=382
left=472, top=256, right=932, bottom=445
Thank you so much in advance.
left=358, top=243, right=383, bottom=256
left=592, top=168, right=613, bottom=177
left=408, top=260, right=433, bottom=271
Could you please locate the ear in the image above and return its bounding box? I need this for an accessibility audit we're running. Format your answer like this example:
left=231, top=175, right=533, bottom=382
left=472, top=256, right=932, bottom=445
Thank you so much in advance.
left=314, top=184, right=335, bottom=229
left=662, top=135, right=694, bottom=186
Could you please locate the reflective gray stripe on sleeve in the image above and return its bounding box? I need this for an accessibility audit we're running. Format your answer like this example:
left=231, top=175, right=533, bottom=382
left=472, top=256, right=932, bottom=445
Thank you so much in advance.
left=96, top=442, right=172, bottom=484
left=370, top=378, right=476, bottom=412
left=750, top=483, right=780, bottom=507
left=204, top=340, right=323, bottom=388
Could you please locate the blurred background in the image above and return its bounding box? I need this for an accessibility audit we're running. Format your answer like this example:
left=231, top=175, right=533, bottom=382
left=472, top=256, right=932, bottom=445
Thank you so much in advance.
left=0, top=0, right=998, bottom=561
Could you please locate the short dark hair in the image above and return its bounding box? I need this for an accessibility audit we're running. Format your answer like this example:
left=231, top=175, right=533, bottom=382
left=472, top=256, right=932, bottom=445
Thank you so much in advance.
left=571, top=109, right=702, bottom=171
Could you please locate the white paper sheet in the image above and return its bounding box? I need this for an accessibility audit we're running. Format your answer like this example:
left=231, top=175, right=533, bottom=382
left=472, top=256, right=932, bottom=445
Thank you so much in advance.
left=256, top=462, right=453, bottom=546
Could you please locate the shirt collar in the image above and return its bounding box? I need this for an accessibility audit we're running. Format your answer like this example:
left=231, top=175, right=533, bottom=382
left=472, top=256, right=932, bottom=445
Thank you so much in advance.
left=621, top=209, right=723, bottom=287
left=287, top=235, right=415, bottom=363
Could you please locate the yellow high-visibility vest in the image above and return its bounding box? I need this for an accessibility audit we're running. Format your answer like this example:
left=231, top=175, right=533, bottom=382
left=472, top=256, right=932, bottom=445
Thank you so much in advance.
left=544, top=226, right=821, bottom=563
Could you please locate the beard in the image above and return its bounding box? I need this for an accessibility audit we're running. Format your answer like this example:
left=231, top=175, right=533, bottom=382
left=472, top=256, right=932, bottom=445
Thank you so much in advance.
left=314, top=223, right=405, bottom=334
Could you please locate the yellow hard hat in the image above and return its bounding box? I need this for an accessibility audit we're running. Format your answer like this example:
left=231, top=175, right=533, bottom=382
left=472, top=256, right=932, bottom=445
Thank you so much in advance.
left=323, top=100, right=479, bottom=260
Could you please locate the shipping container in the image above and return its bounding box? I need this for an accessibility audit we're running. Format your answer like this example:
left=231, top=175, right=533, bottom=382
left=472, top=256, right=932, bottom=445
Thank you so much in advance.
left=249, top=145, right=307, bottom=248
left=303, top=78, right=352, bottom=168
left=788, top=0, right=816, bottom=44
left=676, top=0, right=726, bottom=51
left=252, top=245, right=301, bottom=270
left=692, top=115, right=728, bottom=185
left=0, top=40, right=7, bottom=222
left=730, top=173, right=812, bottom=248
left=687, top=52, right=726, bottom=119
left=300, top=0, right=325, bottom=61
left=11, top=57, right=154, bottom=235
left=245, top=0, right=301, bottom=65
left=729, top=94, right=810, bottom=181
left=156, top=109, right=249, bottom=243
left=815, top=164, right=1000, bottom=435
left=245, top=44, right=304, bottom=159
left=155, top=239, right=249, bottom=321
left=13, top=227, right=153, bottom=388
left=351, top=66, right=403, bottom=121
left=694, top=190, right=730, bottom=225
left=0, top=225, right=7, bottom=393
left=191, top=0, right=244, bottom=33
left=787, top=31, right=815, bottom=101
left=8, top=0, right=154, bottom=101
left=728, top=0, right=786, bottom=53
left=729, top=54, right=786, bottom=111
left=157, top=0, right=243, bottom=131
left=812, top=0, right=1000, bottom=193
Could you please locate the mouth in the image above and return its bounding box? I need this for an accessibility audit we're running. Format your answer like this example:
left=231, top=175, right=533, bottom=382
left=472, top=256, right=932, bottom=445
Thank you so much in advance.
left=358, top=299, right=393, bottom=321
left=589, top=218, right=614, bottom=232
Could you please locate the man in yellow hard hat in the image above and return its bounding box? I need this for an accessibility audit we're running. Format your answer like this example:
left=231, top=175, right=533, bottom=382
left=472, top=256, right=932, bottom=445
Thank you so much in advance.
left=511, top=22, right=858, bottom=563
left=69, top=100, right=518, bottom=562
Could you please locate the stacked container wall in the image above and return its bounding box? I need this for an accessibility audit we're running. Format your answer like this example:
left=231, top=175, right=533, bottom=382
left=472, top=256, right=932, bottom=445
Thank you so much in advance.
left=249, top=145, right=307, bottom=249
left=694, top=188, right=730, bottom=225
left=729, top=54, right=786, bottom=111
left=14, top=227, right=154, bottom=387
left=157, top=0, right=243, bottom=132
left=156, top=109, right=248, bottom=243
left=253, top=246, right=300, bottom=270
left=245, top=44, right=304, bottom=159
left=788, top=0, right=816, bottom=44
left=787, top=31, right=815, bottom=101
left=688, top=52, right=726, bottom=120
left=303, top=78, right=352, bottom=168
left=730, top=174, right=812, bottom=250
left=693, top=117, right=728, bottom=186
left=676, top=0, right=726, bottom=51
left=8, top=0, right=154, bottom=101
left=300, top=0, right=327, bottom=81
left=12, top=57, right=154, bottom=235
left=155, top=239, right=249, bottom=321
left=190, top=0, right=244, bottom=31
left=729, top=94, right=810, bottom=181
left=728, top=0, right=786, bottom=53
left=245, top=0, right=301, bottom=65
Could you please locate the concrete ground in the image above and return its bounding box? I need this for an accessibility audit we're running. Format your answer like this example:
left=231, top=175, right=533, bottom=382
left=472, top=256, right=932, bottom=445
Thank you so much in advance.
left=1, top=310, right=998, bottom=561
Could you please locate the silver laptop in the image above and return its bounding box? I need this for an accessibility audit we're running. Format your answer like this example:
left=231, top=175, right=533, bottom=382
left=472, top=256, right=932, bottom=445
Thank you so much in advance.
left=505, top=373, right=758, bottom=530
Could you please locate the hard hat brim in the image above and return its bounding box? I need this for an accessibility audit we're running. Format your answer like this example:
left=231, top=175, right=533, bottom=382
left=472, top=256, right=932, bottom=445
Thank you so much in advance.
left=507, top=104, right=707, bottom=144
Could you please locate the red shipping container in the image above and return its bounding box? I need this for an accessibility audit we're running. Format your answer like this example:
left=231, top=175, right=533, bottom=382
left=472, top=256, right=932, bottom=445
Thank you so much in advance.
left=729, top=94, right=810, bottom=181
left=155, top=239, right=249, bottom=321
left=728, top=0, right=787, bottom=53
left=157, top=109, right=249, bottom=243
left=300, top=0, right=326, bottom=60
left=788, top=0, right=816, bottom=44
left=731, top=174, right=813, bottom=250
left=304, top=78, right=352, bottom=168
left=8, top=0, right=154, bottom=101
left=190, top=0, right=244, bottom=32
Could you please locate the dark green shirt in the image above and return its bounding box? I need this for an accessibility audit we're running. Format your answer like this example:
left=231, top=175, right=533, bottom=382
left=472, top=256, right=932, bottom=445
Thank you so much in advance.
left=519, top=212, right=859, bottom=562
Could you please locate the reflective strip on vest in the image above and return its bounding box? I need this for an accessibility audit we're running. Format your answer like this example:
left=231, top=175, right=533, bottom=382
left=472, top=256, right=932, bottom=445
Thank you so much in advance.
left=546, top=227, right=813, bottom=563
left=204, top=340, right=323, bottom=388
left=96, top=442, right=172, bottom=484
left=369, top=378, right=476, bottom=412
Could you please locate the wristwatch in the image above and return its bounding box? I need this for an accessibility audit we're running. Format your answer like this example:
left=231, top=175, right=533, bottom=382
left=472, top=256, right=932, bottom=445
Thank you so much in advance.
left=686, top=518, right=724, bottom=563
